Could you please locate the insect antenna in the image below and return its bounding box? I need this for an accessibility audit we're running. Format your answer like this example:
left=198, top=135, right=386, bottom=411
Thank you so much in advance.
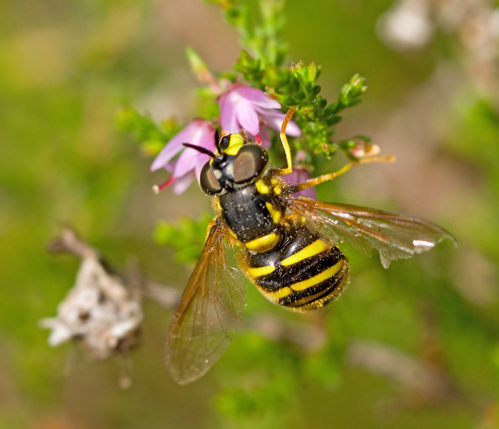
left=214, top=129, right=220, bottom=150
left=182, top=143, right=216, bottom=158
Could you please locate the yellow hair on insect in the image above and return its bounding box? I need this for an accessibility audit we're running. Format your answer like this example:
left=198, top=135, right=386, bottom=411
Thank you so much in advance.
left=223, top=134, right=245, bottom=156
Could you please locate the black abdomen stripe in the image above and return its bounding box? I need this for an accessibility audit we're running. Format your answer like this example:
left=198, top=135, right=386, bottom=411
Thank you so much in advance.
left=278, top=257, right=349, bottom=310
left=245, top=225, right=350, bottom=311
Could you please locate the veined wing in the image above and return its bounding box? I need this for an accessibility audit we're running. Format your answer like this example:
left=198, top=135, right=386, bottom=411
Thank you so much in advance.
left=288, top=197, right=456, bottom=268
left=165, top=220, right=245, bottom=385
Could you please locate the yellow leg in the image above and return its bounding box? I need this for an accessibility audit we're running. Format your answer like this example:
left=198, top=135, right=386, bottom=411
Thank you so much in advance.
left=205, top=219, right=217, bottom=241
left=275, top=106, right=296, bottom=175
left=294, top=155, right=395, bottom=192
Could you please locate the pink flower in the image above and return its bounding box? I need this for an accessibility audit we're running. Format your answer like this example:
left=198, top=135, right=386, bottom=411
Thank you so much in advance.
left=151, top=120, right=216, bottom=194
left=151, top=86, right=303, bottom=194
left=284, top=167, right=317, bottom=200
left=219, top=85, right=301, bottom=146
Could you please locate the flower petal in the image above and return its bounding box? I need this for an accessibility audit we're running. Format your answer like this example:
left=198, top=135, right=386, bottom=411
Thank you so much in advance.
left=235, top=99, right=260, bottom=135
left=151, top=120, right=206, bottom=171
left=282, top=119, right=301, bottom=136
left=194, top=154, right=209, bottom=182
left=256, top=127, right=272, bottom=148
left=171, top=173, right=195, bottom=195
left=259, top=110, right=302, bottom=136
left=196, top=126, right=217, bottom=153
left=284, top=169, right=317, bottom=200
left=220, top=92, right=239, bottom=133
left=173, top=148, right=210, bottom=179
left=235, top=86, right=281, bottom=109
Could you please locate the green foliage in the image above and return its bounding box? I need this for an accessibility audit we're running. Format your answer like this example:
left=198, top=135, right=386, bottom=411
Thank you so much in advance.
left=492, top=345, right=499, bottom=375
left=186, top=47, right=212, bottom=82
left=447, top=98, right=499, bottom=194
left=445, top=97, right=499, bottom=261
left=120, top=2, right=370, bottom=163
left=154, top=212, right=213, bottom=264
left=207, top=0, right=288, bottom=67
left=236, top=50, right=368, bottom=155
left=302, top=334, right=348, bottom=391
left=216, top=333, right=301, bottom=428
left=118, top=1, right=372, bottom=264
left=116, top=107, right=181, bottom=156
left=5, top=0, right=499, bottom=427
left=215, top=322, right=351, bottom=427
left=202, top=0, right=370, bottom=157
left=213, top=322, right=359, bottom=429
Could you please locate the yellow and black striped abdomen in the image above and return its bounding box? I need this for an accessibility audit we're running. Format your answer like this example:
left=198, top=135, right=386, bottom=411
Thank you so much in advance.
left=244, top=225, right=349, bottom=311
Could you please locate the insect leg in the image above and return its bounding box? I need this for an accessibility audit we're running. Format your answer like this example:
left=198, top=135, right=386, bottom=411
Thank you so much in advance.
left=292, top=155, right=395, bottom=193
left=274, top=106, right=296, bottom=175
left=205, top=219, right=218, bottom=241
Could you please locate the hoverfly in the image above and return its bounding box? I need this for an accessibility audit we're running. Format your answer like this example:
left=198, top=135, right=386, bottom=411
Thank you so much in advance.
left=164, top=107, right=455, bottom=385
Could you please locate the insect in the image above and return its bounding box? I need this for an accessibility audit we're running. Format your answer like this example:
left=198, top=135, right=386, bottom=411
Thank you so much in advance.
left=164, top=107, right=455, bottom=385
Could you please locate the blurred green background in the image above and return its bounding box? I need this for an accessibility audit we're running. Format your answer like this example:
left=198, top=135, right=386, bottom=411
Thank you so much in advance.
left=1, top=0, right=499, bottom=428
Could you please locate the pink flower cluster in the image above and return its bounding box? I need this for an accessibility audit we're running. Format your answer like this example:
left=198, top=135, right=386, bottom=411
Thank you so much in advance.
left=151, top=84, right=301, bottom=194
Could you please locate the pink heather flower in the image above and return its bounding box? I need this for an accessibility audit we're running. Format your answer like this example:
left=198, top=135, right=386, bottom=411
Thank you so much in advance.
left=219, top=84, right=301, bottom=146
left=151, top=119, right=216, bottom=194
left=284, top=167, right=317, bottom=200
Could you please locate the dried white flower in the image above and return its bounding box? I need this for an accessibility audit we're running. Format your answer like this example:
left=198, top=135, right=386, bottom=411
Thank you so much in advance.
left=40, top=228, right=143, bottom=360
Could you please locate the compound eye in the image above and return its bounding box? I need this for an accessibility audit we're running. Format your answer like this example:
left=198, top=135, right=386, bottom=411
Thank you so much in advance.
left=200, top=162, right=222, bottom=195
left=233, top=145, right=269, bottom=184
left=219, top=135, right=231, bottom=152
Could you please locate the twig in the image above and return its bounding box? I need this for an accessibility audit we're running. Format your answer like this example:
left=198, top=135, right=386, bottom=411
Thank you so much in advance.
left=244, top=314, right=327, bottom=352
left=346, top=339, right=460, bottom=402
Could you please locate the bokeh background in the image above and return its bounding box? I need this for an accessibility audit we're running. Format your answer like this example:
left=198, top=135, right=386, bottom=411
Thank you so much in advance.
left=1, top=0, right=499, bottom=428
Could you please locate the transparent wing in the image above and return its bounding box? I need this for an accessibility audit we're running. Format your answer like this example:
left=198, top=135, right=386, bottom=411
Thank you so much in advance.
left=288, top=197, right=456, bottom=269
left=165, top=221, right=245, bottom=385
